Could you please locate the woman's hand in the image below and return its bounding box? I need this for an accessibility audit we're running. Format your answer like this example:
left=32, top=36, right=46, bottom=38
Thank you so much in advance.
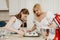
left=16, top=27, right=25, bottom=36
left=18, top=30, right=25, bottom=37
left=27, top=30, right=32, bottom=32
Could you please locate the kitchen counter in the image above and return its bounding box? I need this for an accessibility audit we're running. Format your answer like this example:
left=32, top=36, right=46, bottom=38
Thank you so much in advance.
left=0, top=34, right=45, bottom=40
left=0, top=27, right=55, bottom=40
left=0, top=34, right=55, bottom=40
left=0, top=27, right=44, bottom=40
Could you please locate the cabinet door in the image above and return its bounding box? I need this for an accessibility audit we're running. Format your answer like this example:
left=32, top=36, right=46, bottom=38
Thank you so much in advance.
left=9, top=0, right=19, bottom=15
left=0, top=0, right=8, bottom=10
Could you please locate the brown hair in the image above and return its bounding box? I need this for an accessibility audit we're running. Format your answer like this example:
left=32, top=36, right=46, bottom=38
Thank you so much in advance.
left=15, top=8, right=29, bottom=20
left=33, top=3, right=42, bottom=13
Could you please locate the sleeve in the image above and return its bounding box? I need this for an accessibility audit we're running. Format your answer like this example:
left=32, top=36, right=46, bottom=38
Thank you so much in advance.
left=46, top=11, right=55, bottom=25
left=6, top=16, right=16, bottom=27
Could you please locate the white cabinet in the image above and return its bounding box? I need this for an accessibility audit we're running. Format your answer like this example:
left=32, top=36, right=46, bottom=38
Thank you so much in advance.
left=0, top=0, right=8, bottom=10
left=9, top=0, right=19, bottom=15
left=9, top=0, right=60, bottom=15
left=58, top=0, right=60, bottom=13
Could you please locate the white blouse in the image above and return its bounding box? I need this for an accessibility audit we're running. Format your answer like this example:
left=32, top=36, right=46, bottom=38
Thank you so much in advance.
left=33, top=12, right=55, bottom=32
left=11, top=17, right=22, bottom=30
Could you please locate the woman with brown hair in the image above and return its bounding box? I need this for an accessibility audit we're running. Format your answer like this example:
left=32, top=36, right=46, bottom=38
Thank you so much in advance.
left=5, top=8, right=29, bottom=36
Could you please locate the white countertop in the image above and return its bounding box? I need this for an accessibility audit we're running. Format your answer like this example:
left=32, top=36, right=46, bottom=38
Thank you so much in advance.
left=0, top=34, right=45, bottom=40
left=0, top=27, right=55, bottom=40
left=0, top=34, right=55, bottom=40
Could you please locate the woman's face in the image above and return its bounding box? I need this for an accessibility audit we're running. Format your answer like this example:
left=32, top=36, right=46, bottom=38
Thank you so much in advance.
left=21, top=12, right=28, bottom=21
left=34, top=6, right=41, bottom=16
